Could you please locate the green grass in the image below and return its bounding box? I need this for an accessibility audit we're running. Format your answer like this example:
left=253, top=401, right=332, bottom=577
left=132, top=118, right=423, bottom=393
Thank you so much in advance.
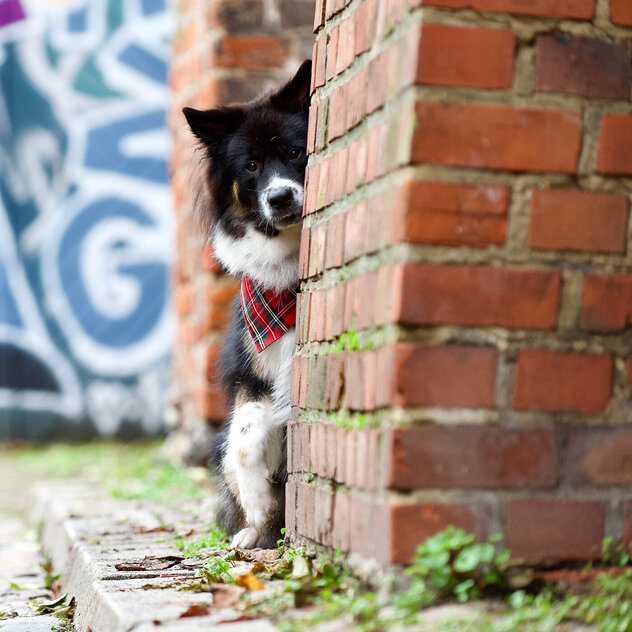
left=0, top=441, right=210, bottom=505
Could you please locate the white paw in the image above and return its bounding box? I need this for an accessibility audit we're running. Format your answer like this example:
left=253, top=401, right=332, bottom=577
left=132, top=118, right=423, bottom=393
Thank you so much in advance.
left=242, top=484, right=274, bottom=531
left=230, top=526, right=260, bottom=549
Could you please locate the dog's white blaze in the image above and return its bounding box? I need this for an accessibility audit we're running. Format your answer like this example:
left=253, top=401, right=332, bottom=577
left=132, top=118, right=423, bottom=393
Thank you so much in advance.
left=213, top=223, right=301, bottom=291
left=259, top=175, right=304, bottom=221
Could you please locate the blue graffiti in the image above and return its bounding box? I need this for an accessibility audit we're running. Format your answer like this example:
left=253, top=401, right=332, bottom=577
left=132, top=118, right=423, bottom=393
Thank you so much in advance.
left=58, top=198, right=168, bottom=348
left=0, top=0, right=174, bottom=437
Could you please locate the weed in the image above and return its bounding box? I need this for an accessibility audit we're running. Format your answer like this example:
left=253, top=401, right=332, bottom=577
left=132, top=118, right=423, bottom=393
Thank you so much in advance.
left=602, top=536, right=630, bottom=566
left=200, top=551, right=236, bottom=583
left=175, top=523, right=229, bottom=558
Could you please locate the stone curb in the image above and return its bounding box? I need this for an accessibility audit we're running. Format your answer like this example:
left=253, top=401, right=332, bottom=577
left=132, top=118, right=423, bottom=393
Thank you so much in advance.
left=31, top=481, right=278, bottom=632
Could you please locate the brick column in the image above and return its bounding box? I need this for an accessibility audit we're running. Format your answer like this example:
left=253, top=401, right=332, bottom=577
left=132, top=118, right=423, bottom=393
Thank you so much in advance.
left=168, top=0, right=315, bottom=460
left=288, top=0, right=632, bottom=565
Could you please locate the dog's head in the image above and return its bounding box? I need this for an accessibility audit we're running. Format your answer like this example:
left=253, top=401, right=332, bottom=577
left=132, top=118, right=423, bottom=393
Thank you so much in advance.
left=183, top=60, right=311, bottom=238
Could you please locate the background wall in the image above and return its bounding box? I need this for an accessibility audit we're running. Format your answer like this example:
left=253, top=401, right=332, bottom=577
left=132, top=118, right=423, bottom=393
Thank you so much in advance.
left=0, top=0, right=174, bottom=439
left=168, top=0, right=315, bottom=462
left=287, top=0, right=632, bottom=566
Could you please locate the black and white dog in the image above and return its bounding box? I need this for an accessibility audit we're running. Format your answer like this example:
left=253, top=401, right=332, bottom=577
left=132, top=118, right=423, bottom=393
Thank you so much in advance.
left=183, top=61, right=311, bottom=548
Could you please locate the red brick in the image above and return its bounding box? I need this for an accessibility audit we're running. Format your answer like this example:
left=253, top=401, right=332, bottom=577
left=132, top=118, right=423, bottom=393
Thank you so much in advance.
left=175, top=285, right=193, bottom=316
left=314, top=36, right=327, bottom=88
left=346, top=67, right=368, bottom=130
left=332, top=491, right=351, bottom=551
left=205, top=344, right=222, bottom=382
left=285, top=481, right=297, bottom=534
left=336, top=14, right=356, bottom=74
left=333, top=146, right=349, bottom=202
left=417, top=24, right=515, bottom=89
left=393, top=264, right=561, bottom=330
left=513, top=348, right=612, bottom=414
left=581, top=275, right=632, bottom=333
left=307, top=103, right=317, bottom=155
left=327, top=84, right=348, bottom=142
left=611, top=0, right=632, bottom=25
left=325, top=213, right=346, bottom=270
left=324, top=353, right=344, bottom=410
left=314, top=0, right=324, bottom=30
left=326, top=26, right=339, bottom=82
left=346, top=136, right=368, bottom=193
left=314, top=486, right=334, bottom=546
left=298, top=226, right=310, bottom=280
left=377, top=344, right=497, bottom=408
left=422, top=0, right=594, bottom=19
left=325, top=284, right=345, bottom=339
left=344, top=203, right=368, bottom=262
left=193, top=384, right=227, bottom=421
left=399, top=181, right=509, bottom=248
left=506, top=500, right=604, bottom=562
left=308, top=290, right=327, bottom=342
left=599, top=115, right=632, bottom=176
left=215, top=35, right=289, bottom=70
left=625, top=501, right=632, bottom=554
left=386, top=503, right=487, bottom=564
left=366, top=53, right=388, bottom=114
left=355, top=0, right=370, bottom=55
left=535, top=35, right=631, bottom=100
left=308, top=222, right=327, bottom=277
left=385, top=425, right=556, bottom=490
left=307, top=355, right=327, bottom=407
left=529, top=188, right=628, bottom=254
left=563, top=427, right=632, bottom=486
left=413, top=102, right=582, bottom=173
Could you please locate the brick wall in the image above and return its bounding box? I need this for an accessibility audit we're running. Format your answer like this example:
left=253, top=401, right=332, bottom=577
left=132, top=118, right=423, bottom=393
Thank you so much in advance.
left=168, top=0, right=315, bottom=460
left=287, top=0, right=632, bottom=565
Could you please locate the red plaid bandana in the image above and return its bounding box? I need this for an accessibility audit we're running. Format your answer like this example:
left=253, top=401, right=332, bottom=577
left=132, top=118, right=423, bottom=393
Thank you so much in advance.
left=241, top=275, right=298, bottom=353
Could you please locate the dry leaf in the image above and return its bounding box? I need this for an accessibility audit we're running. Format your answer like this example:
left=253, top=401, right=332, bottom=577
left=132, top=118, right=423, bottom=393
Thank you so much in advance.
left=235, top=571, right=265, bottom=591
left=179, top=604, right=211, bottom=618
left=210, top=584, right=246, bottom=609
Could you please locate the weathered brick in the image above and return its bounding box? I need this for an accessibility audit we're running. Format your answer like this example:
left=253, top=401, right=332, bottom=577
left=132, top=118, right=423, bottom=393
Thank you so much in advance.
left=325, top=213, right=346, bottom=270
left=413, top=102, right=582, bottom=173
left=314, top=36, right=327, bottom=88
left=417, top=24, right=515, bottom=89
left=529, top=188, right=628, bottom=254
left=386, top=503, right=488, bottom=564
left=376, top=344, right=497, bottom=408
left=599, top=115, right=632, bottom=176
left=562, top=427, right=632, bottom=486
left=392, top=264, right=561, bottom=330
left=535, top=34, right=631, bottom=100
left=422, top=0, right=595, bottom=19
left=327, top=84, right=348, bottom=142
left=506, top=500, right=604, bottom=562
left=581, top=275, right=632, bottom=333
left=610, top=0, right=632, bottom=25
left=385, top=425, right=557, bottom=489
left=215, top=35, right=289, bottom=70
left=398, top=181, right=509, bottom=248
left=513, top=348, right=612, bottom=414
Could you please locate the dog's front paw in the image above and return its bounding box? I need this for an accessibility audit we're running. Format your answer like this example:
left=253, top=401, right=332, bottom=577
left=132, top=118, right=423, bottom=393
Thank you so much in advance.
left=230, top=526, right=260, bottom=549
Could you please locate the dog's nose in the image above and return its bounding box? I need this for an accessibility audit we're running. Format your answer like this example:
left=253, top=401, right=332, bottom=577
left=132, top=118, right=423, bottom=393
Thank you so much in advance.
left=267, top=187, right=295, bottom=211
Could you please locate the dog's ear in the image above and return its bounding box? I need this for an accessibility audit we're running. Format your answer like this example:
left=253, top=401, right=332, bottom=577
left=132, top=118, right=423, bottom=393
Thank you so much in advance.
left=182, top=106, right=244, bottom=152
left=269, top=60, right=312, bottom=114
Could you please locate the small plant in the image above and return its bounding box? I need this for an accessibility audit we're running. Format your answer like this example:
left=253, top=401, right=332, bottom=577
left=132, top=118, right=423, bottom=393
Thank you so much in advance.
left=602, top=536, right=630, bottom=566
left=395, top=527, right=510, bottom=611
left=200, top=550, right=236, bottom=583
left=176, top=523, right=229, bottom=557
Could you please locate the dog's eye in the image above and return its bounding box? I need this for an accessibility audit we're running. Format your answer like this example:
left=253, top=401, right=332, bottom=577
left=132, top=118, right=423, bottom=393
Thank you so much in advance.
left=245, top=161, right=258, bottom=172
left=288, top=148, right=301, bottom=160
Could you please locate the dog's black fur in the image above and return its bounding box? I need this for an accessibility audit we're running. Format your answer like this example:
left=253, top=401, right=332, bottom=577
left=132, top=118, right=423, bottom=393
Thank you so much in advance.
left=183, top=61, right=311, bottom=548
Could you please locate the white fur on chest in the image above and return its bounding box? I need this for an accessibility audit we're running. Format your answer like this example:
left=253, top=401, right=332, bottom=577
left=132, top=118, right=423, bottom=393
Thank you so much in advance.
left=213, top=224, right=301, bottom=292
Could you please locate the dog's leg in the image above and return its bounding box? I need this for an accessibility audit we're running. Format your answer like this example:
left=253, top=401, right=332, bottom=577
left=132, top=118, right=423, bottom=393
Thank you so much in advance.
left=223, top=400, right=284, bottom=548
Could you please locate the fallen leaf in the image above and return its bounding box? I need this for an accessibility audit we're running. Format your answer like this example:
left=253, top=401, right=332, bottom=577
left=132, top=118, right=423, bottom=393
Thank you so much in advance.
left=234, top=549, right=280, bottom=564
left=115, top=555, right=184, bottom=571
left=210, top=583, right=246, bottom=609
left=291, top=555, right=310, bottom=579
left=235, top=571, right=265, bottom=591
left=134, top=525, right=175, bottom=534
left=179, top=604, right=211, bottom=618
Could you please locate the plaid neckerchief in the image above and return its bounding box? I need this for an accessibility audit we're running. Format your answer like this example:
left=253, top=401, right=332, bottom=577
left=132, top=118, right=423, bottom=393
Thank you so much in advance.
left=241, top=275, right=298, bottom=353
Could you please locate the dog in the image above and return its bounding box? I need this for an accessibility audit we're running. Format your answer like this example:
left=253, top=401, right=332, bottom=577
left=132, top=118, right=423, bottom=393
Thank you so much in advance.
left=183, top=60, right=311, bottom=548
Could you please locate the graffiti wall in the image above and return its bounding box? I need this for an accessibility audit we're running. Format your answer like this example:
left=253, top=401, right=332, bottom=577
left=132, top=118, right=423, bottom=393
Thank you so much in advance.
left=0, top=0, right=174, bottom=439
